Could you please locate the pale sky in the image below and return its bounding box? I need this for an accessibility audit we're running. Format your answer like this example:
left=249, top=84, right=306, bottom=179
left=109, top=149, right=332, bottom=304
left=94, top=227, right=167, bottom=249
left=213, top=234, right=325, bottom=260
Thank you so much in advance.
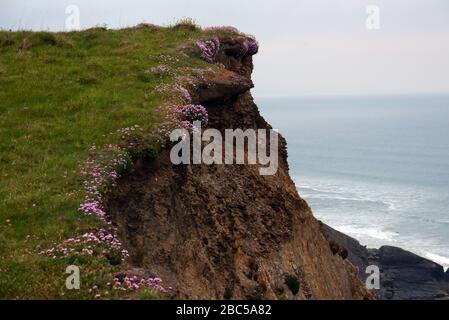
left=1, top=0, right=449, bottom=97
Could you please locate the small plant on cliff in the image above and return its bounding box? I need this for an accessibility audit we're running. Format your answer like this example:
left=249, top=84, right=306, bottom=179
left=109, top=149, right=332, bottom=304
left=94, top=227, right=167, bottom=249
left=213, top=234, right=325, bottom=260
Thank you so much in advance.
left=170, top=17, right=199, bottom=31
left=159, top=104, right=208, bottom=139
left=244, top=37, right=259, bottom=55
left=39, top=228, right=129, bottom=263
left=172, top=104, right=208, bottom=127
left=196, top=37, right=220, bottom=63
left=284, top=274, right=301, bottom=295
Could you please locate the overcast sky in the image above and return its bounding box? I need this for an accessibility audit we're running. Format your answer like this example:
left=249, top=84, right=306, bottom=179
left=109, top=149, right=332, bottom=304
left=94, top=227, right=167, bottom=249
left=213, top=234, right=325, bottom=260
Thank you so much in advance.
left=1, top=0, right=449, bottom=97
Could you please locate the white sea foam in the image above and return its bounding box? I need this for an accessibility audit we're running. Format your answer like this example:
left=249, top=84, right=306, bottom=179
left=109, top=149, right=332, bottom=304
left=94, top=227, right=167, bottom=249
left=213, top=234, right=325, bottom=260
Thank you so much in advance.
left=424, top=253, right=449, bottom=271
left=333, top=225, right=398, bottom=242
left=298, top=189, right=392, bottom=209
left=294, top=176, right=449, bottom=270
left=263, top=96, right=449, bottom=275
left=295, top=176, right=420, bottom=213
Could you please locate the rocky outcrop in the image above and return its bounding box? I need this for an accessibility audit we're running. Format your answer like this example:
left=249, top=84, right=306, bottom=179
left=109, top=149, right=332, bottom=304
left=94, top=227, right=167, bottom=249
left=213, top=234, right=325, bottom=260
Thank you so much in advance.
left=104, top=35, right=372, bottom=300
left=320, top=223, right=449, bottom=300
left=192, top=69, right=253, bottom=104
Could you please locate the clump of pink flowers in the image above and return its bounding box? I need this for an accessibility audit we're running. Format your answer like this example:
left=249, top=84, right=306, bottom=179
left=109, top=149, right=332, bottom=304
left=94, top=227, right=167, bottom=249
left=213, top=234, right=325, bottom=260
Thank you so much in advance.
left=38, top=122, right=174, bottom=298
left=78, top=125, right=144, bottom=221
left=40, top=126, right=142, bottom=265
left=113, top=275, right=169, bottom=293
left=89, top=274, right=170, bottom=299
left=79, top=144, right=131, bottom=220
left=158, top=104, right=208, bottom=139
left=148, top=64, right=174, bottom=78
left=196, top=37, right=220, bottom=63
left=244, top=37, right=259, bottom=55
left=172, top=104, right=208, bottom=127
left=39, top=228, right=129, bottom=263
left=201, top=26, right=259, bottom=57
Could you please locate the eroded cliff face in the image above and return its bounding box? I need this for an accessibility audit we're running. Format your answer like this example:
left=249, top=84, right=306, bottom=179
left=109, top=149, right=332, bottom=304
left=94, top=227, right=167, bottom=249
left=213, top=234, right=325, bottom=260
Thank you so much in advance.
left=105, top=36, right=372, bottom=300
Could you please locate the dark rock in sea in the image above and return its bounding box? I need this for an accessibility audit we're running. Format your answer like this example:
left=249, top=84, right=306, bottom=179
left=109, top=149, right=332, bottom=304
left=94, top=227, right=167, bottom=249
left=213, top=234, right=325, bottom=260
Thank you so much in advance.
left=320, top=222, right=449, bottom=300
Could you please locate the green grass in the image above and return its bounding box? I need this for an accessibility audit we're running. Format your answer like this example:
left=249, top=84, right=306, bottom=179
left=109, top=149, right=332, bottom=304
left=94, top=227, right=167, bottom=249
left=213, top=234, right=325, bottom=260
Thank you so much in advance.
left=0, top=23, right=236, bottom=299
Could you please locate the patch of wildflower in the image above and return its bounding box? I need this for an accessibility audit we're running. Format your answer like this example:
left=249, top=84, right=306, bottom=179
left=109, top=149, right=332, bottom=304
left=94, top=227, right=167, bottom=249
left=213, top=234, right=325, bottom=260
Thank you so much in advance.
left=116, top=125, right=143, bottom=136
left=114, top=124, right=145, bottom=148
left=38, top=122, right=172, bottom=298
left=147, top=64, right=174, bottom=78
left=158, top=118, right=193, bottom=140
left=113, top=275, right=169, bottom=293
left=79, top=144, right=132, bottom=220
left=172, top=104, right=208, bottom=126
left=196, top=35, right=258, bottom=65
left=88, top=274, right=170, bottom=299
left=196, top=37, right=220, bottom=63
left=39, top=228, right=129, bottom=263
left=158, top=54, right=180, bottom=64
left=158, top=104, right=208, bottom=139
left=79, top=125, right=143, bottom=220
left=243, top=37, right=259, bottom=55
left=202, top=26, right=259, bottom=55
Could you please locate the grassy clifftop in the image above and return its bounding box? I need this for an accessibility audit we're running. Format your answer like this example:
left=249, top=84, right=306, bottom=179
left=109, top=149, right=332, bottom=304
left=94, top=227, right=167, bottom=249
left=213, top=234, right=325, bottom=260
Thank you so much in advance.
left=0, top=22, right=241, bottom=299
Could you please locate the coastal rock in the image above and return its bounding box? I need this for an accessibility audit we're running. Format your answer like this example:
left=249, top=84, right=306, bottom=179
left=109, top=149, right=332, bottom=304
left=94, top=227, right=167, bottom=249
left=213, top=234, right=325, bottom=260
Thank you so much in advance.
left=191, top=69, right=253, bottom=104
left=320, top=223, right=449, bottom=300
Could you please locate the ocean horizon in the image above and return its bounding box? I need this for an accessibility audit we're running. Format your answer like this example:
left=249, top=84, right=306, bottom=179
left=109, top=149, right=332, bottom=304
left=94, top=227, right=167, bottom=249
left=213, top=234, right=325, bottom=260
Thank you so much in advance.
left=258, top=94, right=449, bottom=270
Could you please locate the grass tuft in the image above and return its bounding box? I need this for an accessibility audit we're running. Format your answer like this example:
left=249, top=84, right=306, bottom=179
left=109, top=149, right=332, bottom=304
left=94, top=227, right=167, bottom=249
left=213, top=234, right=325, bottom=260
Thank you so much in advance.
left=36, top=32, right=60, bottom=46
left=170, top=17, right=199, bottom=31
left=138, top=288, right=164, bottom=300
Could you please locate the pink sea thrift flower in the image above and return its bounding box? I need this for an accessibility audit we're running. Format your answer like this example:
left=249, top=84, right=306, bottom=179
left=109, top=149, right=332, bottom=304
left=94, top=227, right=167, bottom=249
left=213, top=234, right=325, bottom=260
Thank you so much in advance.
left=244, top=37, right=259, bottom=55
left=196, top=37, right=220, bottom=63
left=158, top=104, right=208, bottom=139
left=172, top=104, right=208, bottom=127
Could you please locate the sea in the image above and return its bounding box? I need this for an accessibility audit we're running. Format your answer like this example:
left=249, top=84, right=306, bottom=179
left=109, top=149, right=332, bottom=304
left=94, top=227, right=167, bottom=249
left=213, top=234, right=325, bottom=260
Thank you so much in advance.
left=257, top=94, right=449, bottom=270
